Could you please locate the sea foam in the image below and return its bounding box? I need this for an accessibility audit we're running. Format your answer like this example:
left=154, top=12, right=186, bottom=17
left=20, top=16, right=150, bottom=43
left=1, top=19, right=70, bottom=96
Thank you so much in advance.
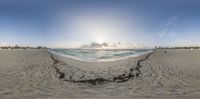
left=49, top=49, right=153, bottom=62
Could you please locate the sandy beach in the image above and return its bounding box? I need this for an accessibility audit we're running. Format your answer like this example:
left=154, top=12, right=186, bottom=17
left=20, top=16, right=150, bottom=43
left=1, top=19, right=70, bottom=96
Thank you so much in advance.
left=1, top=49, right=200, bottom=99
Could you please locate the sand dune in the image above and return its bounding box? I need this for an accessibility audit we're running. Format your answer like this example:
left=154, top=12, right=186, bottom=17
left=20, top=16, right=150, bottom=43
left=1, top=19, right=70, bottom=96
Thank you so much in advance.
left=0, top=49, right=200, bottom=99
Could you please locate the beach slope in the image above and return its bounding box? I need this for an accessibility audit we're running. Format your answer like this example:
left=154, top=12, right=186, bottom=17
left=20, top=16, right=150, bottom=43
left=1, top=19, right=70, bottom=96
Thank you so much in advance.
left=0, top=49, right=200, bottom=99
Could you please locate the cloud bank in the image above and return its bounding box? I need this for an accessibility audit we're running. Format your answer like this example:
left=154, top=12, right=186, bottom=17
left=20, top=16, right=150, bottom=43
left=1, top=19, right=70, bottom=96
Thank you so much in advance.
left=81, top=42, right=141, bottom=49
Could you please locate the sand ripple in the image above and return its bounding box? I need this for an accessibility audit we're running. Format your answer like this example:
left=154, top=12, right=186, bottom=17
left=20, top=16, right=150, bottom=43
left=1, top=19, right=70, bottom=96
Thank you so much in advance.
left=1, top=49, right=200, bottom=99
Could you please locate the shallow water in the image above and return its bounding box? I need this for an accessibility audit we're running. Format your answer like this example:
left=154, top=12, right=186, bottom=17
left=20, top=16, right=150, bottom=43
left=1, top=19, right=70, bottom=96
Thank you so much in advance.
left=49, top=49, right=152, bottom=62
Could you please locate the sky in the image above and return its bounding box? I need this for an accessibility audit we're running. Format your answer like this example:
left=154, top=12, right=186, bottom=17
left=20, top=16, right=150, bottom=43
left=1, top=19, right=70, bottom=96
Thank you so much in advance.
left=0, top=0, right=200, bottom=48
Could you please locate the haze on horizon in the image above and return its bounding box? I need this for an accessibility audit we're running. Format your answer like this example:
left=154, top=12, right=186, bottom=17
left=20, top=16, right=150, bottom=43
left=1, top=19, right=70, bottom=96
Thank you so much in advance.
left=0, top=0, right=200, bottom=48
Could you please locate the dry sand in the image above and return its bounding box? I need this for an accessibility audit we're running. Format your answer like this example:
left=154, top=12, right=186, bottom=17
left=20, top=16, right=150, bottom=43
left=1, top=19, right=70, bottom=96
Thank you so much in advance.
left=0, top=49, right=200, bottom=99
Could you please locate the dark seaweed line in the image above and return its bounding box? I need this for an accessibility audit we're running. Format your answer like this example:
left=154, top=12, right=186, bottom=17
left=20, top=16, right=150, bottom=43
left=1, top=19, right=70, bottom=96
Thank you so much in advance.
left=50, top=51, right=154, bottom=85
left=112, top=51, right=154, bottom=83
left=50, top=55, right=65, bottom=79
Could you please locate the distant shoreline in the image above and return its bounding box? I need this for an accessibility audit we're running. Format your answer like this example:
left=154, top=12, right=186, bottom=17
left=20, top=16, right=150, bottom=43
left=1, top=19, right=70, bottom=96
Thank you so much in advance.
left=0, top=45, right=47, bottom=50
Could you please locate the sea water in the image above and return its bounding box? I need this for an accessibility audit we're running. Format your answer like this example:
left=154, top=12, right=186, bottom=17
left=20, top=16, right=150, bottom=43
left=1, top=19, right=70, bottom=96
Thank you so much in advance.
left=49, top=49, right=153, bottom=62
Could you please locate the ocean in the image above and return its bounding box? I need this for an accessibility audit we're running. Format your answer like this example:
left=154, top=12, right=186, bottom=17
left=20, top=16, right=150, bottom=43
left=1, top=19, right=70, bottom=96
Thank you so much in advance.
left=49, top=49, right=153, bottom=62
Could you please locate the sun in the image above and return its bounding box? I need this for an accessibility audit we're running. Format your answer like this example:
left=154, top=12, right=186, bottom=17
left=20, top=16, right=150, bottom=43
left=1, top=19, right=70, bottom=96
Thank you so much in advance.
left=95, top=37, right=105, bottom=44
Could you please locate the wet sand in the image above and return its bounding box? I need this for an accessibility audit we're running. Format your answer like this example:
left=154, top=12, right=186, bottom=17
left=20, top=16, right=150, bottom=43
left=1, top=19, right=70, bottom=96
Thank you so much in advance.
left=0, top=49, right=200, bottom=99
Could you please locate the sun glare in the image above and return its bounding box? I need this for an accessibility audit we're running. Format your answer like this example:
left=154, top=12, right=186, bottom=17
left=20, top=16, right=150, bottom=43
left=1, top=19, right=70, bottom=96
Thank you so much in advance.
left=96, top=37, right=105, bottom=44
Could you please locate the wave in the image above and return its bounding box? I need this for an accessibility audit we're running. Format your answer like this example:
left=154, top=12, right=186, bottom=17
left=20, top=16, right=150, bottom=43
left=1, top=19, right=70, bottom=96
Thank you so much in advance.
left=49, top=49, right=153, bottom=62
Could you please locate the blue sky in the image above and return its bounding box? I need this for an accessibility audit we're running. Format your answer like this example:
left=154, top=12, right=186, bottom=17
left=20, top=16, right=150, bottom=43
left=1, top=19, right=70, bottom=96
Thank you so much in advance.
left=0, top=0, right=200, bottom=48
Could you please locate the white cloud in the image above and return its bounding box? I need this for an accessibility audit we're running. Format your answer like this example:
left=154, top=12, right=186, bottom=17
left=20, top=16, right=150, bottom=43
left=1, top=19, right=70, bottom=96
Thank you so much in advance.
left=81, top=42, right=142, bottom=49
left=159, top=16, right=179, bottom=39
left=0, top=42, right=8, bottom=47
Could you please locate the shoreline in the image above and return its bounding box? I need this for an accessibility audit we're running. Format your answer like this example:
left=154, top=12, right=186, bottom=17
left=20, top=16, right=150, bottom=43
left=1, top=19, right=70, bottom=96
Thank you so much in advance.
left=48, top=49, right=153, bottom=62
left=49, top=49, right=154, bottom=84
left=50, top=52, right=153, bottom=85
